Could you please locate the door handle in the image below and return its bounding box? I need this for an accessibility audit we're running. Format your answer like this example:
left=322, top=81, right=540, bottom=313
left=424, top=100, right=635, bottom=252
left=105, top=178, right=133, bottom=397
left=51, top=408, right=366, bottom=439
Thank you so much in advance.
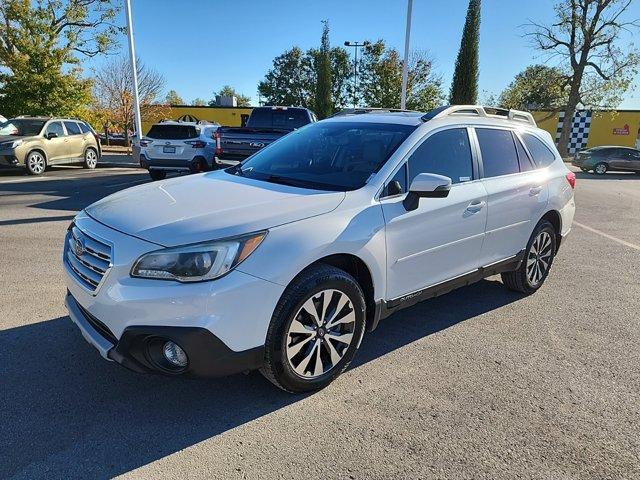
left=466, top=200, right=486, bottom=213
left=529, top=186, right=543, bottom=196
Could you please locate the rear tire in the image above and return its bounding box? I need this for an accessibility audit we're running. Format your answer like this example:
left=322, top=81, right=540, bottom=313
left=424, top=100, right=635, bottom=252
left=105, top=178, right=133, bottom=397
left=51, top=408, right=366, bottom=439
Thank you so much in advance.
left=260, top=264, right=366, bottom=393
left=83, top=148, right=98, bottom=169
left=149, top=170, right=166, bottom=181
left=594, top=162, right=608, bottom=175
left=501, top=220, right=557, bottom=295
left=26, top=151, right=46, bottom=175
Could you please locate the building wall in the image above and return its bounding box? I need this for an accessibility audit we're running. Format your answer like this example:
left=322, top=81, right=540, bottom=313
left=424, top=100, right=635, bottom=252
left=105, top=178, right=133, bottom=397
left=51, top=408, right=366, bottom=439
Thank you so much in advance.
left=141, top=105, right=253, bottom=134
left=533, top=110, right=640, bottom=152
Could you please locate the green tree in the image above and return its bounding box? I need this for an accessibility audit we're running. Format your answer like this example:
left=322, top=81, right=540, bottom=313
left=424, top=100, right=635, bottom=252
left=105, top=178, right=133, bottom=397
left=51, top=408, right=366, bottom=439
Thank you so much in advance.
left=359, top=40, right=444, bottom=111
left=526, top=0, right=639, bottom=156
left=499, top=65, right=567, bottom=110
left=258, top=47, right=311, bottom=107
left=314, top=20, right=333, bottom=118
left=165, top=90, right=184, bottom=105
left=449, top=0, right=481, bottom=105
left=0, top=0, right=121, bottom=117
left=192, top=98, right=207, bottom=106
left=209, top=85, right=251, bottom=107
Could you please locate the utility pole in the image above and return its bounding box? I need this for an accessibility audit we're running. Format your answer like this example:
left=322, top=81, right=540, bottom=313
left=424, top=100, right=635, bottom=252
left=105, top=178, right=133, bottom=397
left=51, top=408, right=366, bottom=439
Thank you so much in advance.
left=400, top=0, right=413, bottom=110
left=125, top=0, right=142, bottom=141
left=344, top=41, right=368, bottom=108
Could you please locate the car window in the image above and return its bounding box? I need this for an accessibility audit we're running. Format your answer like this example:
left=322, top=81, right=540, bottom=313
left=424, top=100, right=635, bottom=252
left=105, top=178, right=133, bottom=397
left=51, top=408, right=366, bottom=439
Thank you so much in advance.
left=383, top=163, right=408, bottom=197
left=408, top=128, right=473, bottom=185
left=64, top=121, right=81, bottom=135
left=146, top=124, right=198, bottom=140
left=247, top=109, right=309, bottom=130
left=514, top=133, right=535, bottom=172
left=78, top=122, right=91, bottom=134
left=45, top=122, right=65, bottom=137
left=0, top=119, right=46, bottom=136
left=476, top=128, right=520, bottom=177
left=234, top=121, right=416, bottom=191
left=521, top=133, right=556, bottom=168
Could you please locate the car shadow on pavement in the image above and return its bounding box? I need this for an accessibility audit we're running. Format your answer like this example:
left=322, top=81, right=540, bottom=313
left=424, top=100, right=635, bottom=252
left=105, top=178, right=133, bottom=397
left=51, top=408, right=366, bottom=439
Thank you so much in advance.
left=0, top=278, right=521, bottom=478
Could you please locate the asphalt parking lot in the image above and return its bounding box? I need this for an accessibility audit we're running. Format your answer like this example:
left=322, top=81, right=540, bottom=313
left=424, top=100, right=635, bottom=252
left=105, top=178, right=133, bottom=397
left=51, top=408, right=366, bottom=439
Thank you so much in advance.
left=0, top=165, right=638, bottom=479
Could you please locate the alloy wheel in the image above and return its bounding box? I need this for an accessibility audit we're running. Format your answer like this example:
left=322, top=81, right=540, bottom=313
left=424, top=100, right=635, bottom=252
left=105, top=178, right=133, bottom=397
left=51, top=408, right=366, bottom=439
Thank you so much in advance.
left=595, top=163, right=607, bottom=174
left=28, top=153, right=45, bottom=174
left=285, top=289, right=356, bottom=379
left=86, top=149, right=97, bottom=168
left=526, top=231, right=553, bottom=286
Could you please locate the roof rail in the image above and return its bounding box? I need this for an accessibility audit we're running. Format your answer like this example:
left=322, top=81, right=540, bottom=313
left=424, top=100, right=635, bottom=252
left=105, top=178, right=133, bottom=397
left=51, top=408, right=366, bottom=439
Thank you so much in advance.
left=421, top=105, right=537, bottom=127
left=329, top=107, right=420, bottom=118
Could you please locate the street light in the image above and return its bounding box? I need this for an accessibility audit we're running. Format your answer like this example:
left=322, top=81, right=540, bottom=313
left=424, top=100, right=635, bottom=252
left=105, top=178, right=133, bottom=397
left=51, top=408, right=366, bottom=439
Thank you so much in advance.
left=125, top=0, right=142, bottom=141
left=344, top=40, right=369, bottom=108
left=400, top=0, right=413, bottom=110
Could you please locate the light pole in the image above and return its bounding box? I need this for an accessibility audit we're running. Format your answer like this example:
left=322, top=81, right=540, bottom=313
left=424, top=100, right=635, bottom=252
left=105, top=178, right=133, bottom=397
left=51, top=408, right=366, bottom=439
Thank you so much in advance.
left=125, top=0, right=142, bottom=141
left=400, top=0, right=413, bottom=110
left=344, top=41, right=368, bottom=108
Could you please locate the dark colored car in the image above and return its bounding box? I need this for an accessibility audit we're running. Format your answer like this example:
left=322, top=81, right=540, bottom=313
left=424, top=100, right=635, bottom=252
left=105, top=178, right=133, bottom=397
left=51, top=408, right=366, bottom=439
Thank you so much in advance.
left=572, top=146, right=640, bottom=175
left=215, top=106, right=316, bottom=161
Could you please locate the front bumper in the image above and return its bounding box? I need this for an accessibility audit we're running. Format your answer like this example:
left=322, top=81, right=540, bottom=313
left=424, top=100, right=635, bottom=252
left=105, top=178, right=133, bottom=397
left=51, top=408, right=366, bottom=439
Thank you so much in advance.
left=66, top=292, right=264, bottom=376
left=63, top=212, right=284, bottom=377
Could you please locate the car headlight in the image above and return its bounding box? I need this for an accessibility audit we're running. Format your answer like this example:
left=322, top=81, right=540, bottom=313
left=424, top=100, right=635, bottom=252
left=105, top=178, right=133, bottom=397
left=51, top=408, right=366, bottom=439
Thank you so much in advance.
left=131, top=231, right=267, bottom=282
left=0, top=139, right=22, bottom=149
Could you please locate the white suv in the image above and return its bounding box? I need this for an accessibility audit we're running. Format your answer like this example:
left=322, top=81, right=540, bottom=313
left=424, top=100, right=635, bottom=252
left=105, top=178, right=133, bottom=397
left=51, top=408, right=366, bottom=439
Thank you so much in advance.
left=63, top=105, right=576, bottom=393
left=139, top=121, right=220, bottom=180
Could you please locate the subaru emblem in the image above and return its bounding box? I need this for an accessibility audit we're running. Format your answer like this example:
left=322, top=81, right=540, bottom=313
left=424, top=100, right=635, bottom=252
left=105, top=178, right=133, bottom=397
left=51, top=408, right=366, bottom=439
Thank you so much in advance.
left=73, top=238, right=85, bottom=256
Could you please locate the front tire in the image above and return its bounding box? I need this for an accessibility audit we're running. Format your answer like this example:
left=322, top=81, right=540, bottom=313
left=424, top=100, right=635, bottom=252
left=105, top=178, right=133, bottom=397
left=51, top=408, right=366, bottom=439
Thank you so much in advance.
left=501, top=220, right=557, bottom=295
left=261, top=265, right=366, bottom=393
left=26, top=151, right=46, bottom=175
left=83, top=148, right=98, bottom=169
left=594, top=162, right=608, bottom=175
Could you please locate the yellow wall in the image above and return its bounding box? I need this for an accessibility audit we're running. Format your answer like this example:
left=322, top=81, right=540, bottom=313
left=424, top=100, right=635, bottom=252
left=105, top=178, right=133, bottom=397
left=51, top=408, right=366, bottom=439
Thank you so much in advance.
left=587, top=111, right=640, bottom=148
left=532, top=110, right=640, bottom=149
left=141, top=105, right=253, bottom=134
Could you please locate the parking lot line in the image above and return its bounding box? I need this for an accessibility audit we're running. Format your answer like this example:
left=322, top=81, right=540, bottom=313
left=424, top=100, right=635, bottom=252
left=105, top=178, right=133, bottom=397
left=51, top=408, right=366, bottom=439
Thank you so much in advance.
left=574, top=221, right=640, bottom=252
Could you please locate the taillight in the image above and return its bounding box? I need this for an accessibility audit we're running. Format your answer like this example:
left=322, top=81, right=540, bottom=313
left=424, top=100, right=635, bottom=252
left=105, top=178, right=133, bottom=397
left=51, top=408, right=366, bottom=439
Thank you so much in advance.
left=566, top=171, right=576, bottom=189
left=214, top=131, right=222, bottom=156
left=139, top=139, right=152, bottom=147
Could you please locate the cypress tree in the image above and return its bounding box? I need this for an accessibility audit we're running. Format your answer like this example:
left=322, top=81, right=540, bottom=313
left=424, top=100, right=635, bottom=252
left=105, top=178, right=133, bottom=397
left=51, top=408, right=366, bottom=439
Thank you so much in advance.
left=449, top=0, right=481, bottom=105
left=315, top=20, right=333, bottom=119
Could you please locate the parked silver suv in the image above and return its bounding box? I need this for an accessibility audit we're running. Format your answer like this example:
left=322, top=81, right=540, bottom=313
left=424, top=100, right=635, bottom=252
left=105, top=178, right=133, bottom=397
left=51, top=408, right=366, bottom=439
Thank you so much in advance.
left=139, top=121, right=220, bottom=180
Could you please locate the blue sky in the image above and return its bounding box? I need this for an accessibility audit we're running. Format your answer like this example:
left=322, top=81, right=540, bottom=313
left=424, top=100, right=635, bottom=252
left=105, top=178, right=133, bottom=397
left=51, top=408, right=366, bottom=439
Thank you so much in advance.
left=91, top=0, right=640, bottom=108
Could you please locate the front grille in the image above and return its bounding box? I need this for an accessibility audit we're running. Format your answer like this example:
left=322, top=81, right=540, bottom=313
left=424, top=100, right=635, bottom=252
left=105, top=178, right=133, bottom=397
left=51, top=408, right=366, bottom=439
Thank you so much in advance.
left=65, top=225, right=112, bottom=293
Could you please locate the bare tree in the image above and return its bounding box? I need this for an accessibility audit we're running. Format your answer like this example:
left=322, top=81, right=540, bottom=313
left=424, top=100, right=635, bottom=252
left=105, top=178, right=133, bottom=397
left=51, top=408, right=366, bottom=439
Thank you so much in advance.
left=526, top=0, right=639, bottom=156
left=92, top=56, right=166, bottom=143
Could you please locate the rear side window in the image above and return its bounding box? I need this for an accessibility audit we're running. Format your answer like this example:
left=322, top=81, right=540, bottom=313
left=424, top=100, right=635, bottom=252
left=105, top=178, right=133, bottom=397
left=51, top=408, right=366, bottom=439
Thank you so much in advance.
left=476, top=128, right=520, bottom=177
left=408, top=128, right=473, bottom=184
left=64, top=121, right=81, bottom=135
left=78, top=122, right=91, bottom=134
left=521, top=133, right=556, bottom=168
left=514, top=134, right=535, bottom=172
left=146, top=124, right=198, bottom=140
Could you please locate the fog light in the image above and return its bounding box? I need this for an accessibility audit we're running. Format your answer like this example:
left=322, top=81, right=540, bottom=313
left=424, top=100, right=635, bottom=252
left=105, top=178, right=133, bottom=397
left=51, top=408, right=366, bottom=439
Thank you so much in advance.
left=162, top=341, right=188, bottom=368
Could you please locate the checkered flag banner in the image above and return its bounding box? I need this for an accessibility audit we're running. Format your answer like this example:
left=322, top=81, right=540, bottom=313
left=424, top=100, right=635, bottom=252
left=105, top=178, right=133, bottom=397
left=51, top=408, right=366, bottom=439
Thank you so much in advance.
left=556, top=110, right=592, bottom=154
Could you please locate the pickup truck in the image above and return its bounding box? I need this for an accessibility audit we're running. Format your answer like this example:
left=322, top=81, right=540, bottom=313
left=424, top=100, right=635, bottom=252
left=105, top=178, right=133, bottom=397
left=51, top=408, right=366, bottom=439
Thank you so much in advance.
left=215, top=106, right=316, bottom=161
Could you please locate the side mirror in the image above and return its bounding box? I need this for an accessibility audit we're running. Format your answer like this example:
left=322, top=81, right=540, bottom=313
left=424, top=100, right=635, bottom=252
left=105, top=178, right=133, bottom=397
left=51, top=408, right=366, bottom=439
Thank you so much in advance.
left=46, top=132, right=58, bottom=140
left=403, top=173, right=452, bottom=211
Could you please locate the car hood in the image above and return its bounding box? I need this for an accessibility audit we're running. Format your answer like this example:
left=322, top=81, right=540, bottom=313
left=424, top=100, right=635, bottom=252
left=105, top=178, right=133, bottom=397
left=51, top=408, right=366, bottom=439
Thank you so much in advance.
left=85, top=171, right=345, bottom=246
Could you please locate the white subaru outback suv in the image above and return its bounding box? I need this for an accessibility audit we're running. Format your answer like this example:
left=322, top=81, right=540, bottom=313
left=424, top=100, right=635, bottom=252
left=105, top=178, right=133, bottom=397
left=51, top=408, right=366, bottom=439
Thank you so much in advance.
left=63, top=105, right=576, bottom=393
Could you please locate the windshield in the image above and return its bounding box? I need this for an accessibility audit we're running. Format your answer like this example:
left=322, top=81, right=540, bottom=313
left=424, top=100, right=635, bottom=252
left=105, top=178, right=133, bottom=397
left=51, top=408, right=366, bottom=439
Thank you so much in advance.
left=228, top=121, right=416, bottom=191
left=0, top=119, right=46, bottom=136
